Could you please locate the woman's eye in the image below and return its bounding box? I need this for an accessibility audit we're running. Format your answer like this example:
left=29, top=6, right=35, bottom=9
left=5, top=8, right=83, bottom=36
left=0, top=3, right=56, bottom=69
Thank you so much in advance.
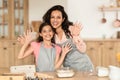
left=57, top=16, right=61, bottom=19
left=51, top=16, right=54, bottom=19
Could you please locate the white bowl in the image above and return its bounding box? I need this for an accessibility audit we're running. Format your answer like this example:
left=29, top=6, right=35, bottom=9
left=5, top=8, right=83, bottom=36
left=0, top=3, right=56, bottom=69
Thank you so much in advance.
left=56, top=69, right=75, bottom=78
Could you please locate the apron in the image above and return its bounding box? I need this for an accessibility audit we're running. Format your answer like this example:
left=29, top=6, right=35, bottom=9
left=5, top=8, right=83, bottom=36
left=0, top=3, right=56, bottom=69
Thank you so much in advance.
left=36, top=43, right=56, bottom=72
left=57, top=38, right=94, bottom=71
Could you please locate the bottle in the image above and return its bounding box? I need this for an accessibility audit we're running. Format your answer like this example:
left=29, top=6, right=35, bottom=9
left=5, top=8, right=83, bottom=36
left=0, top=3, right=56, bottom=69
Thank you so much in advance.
left=109, top=0, right=117, bottom=7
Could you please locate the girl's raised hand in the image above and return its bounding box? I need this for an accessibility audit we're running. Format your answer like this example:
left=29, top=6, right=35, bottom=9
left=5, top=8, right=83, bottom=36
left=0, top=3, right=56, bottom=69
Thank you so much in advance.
left=24, top=30, right=34, bottom=43
left=17, top=35, right=25, bottom=45
left=17, top=29, right=36, bottom=45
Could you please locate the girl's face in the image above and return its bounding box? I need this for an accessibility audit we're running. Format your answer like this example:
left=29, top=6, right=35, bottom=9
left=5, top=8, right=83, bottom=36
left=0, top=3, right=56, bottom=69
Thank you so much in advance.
left=50, top=10, right=64, bottom=29
left=40, top=25, right=54, bottom=41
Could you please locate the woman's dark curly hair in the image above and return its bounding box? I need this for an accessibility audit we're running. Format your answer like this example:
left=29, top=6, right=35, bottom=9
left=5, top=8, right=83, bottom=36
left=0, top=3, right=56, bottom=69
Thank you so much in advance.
left=43, top=5, right=73, bottom=38
left=36, top=22, right=55, bottom=43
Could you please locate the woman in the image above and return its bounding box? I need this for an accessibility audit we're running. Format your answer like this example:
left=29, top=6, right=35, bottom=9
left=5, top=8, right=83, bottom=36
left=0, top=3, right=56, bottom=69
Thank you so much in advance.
left=42, top=5, right=93, bottom=71
left=18, top=5, right=93, bottom=71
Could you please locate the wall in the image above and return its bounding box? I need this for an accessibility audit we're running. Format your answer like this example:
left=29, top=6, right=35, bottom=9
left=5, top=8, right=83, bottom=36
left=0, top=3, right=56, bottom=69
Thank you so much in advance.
left=29, top=0, right=120, bottom=39
left=29, top=0, right=67, bottom=22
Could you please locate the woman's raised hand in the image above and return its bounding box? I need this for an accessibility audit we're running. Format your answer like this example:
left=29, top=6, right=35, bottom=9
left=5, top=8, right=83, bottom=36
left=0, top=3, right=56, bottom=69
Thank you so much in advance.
left=69, top=22, right=83, bottom=36
left=61, top=43, right=72, bottom=56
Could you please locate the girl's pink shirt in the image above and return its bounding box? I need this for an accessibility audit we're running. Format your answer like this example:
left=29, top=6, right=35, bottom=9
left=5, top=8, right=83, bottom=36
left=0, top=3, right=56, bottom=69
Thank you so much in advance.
left=30, top=42, right=61, bottom=63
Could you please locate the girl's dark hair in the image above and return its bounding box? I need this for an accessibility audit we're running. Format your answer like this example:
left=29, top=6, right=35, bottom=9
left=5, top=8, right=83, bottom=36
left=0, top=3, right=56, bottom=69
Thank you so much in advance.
left=36, top=22, right=55, bottom=43
left=43, top=5, right=73, bottom=38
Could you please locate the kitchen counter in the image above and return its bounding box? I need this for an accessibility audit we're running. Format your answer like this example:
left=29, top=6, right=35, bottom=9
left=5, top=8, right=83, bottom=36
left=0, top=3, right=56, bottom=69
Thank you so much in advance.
left=83, top=38, right=120, bottom=41
left=35, top=71, right=109, bottom=80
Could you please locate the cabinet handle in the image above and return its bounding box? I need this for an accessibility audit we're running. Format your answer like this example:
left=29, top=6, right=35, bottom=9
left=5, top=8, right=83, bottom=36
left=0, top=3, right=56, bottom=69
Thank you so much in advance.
left=13, top=43, right=16, bottom=45
left=99, top=43, right=103, bottom=45
left=9, top=77, right=13, bottom=80
left=1, top=36, right=5, bottom=38
left=3, top=47, right=7, bottom=50
left=90, top=48, right=94, bottom=50
left=109, top=47, right=113, bottom=50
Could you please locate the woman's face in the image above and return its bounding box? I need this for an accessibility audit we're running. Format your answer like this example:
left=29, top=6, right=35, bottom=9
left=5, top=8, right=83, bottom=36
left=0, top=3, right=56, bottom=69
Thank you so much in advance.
left=40, top=25, right=54, bottom=41
left=50, top=10, right=64, bottom=29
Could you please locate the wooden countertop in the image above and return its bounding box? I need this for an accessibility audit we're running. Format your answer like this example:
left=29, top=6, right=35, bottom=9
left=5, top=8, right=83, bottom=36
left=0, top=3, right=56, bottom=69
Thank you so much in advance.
left=83, top=38, right=120, bottom=41
left=35, top=71, right=109, bottom=80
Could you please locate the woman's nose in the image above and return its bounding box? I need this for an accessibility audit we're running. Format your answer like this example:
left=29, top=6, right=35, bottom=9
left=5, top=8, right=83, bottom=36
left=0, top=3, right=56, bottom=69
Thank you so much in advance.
left=54, top=18, right=57, bottom=21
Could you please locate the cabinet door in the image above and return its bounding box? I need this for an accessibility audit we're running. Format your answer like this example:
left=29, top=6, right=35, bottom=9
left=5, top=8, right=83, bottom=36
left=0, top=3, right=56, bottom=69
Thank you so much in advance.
left=0, top=0, right=10, bottom=39
left=0, top=41, right=14, bottom=73
left=12, top=41, right=24, bottom=65
left=85, top=41, right=103, bottom=68
left=12, top=0, right=28, bottom=39
left=0, top=0, right=28, bottom=39
left=14, top=41, right=35, bottom=65
left=102, top=41, right=117, bottom=67
left=115, top=41, right=120, bottom=66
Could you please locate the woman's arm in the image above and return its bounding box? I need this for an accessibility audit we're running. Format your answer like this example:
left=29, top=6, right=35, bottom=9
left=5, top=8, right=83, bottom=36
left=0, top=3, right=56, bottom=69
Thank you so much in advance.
left=73, top=37, right=86, bottom=53
left=55, top=43, right=72, bottom=69
left=69, top=23, right=86, bottom=53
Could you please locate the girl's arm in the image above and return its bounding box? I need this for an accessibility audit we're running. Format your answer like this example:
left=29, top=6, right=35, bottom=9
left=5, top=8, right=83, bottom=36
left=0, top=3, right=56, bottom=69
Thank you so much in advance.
left=18, top=30, right=34, bottom=59
left=18, top=43, right=34, bottom=59
left=54, top=43, right=72, bottom=69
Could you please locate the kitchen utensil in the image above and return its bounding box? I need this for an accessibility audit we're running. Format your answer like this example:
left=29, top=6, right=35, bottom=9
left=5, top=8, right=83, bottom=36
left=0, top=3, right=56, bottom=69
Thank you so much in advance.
left=10, top=65, right=36, bottom=78
left=116, top=52, right=120, bottom=62
left=117, top=31, right=120, bottom=38
left=56, top=67, right=75, bottom=78
left=101, top=8, right=107, bottom=23
left=113, top=11, right=120, bottom=27
left=96, top=66, right=109, bottom=77
left=0, top=73, right=25, bottom=80
left=109, top=65, right=120, bottom=80
left=35, top=72, right=54, bottom=79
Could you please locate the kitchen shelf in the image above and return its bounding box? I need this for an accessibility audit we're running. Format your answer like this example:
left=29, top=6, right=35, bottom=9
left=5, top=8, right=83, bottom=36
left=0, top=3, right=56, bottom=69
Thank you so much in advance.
left=14, top=7, right=23, bottom=9
left=0, top=7, right=8, bottom=9
left=0, top=23, right=8, bottom=25
left=100, top=7, right=120, bottom=11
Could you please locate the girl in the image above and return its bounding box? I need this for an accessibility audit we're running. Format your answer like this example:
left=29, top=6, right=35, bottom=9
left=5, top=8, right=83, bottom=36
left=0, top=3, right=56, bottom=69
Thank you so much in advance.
left=18, top=22, right=72, bottom=72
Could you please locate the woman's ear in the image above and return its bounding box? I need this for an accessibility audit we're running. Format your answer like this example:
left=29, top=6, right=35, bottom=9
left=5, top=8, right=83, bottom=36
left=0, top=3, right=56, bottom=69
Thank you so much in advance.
left=62, top=18, right=65, bottom=22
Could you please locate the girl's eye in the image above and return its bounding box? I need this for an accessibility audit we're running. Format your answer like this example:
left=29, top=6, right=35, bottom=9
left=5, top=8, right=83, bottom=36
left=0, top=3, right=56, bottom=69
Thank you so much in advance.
left=57, top=16, right=61, bottom=19
left=42, top=29, right=52, bottom=33
left=42, top=30, right=46, bottom=33
left=48, top=29, right=52, bottom=32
